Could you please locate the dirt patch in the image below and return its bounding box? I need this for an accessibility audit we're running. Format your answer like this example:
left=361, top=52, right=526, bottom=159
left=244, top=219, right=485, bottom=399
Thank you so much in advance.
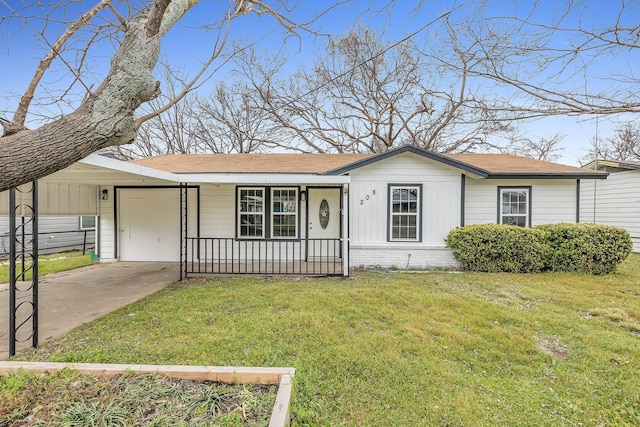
left=536, top=337, right=569, bottom=360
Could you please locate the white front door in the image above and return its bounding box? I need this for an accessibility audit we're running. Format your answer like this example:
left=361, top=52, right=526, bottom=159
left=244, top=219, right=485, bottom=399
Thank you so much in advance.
left=118, top=188, right=181, bottom=262
left=307, top=187, right=341, bottom=259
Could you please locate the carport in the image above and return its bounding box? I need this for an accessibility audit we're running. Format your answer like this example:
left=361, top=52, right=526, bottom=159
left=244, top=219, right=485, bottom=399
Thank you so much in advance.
left=1, top=154, right=186, bottom=357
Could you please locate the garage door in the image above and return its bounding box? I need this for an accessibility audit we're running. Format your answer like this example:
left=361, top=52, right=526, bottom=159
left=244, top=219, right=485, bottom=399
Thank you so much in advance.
left=118, top=188, right=195, bottom=262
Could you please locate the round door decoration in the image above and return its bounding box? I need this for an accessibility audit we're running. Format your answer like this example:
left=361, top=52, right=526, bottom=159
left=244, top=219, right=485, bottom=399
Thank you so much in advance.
left=319, top=199, right=330, bottom=229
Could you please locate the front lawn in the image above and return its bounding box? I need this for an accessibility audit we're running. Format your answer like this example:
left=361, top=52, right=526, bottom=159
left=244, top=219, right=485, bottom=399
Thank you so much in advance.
left=0, top=251, right=94, bottom=283
left=15, top=255, right=640, bottom=426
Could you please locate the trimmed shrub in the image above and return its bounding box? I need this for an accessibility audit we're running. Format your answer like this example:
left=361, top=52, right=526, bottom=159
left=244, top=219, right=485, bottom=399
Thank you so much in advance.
left=445, top=224, right=547, bottom=273
left=446, top=223, right=632, bottom=275
left=536, top=223, right=632, bottom=275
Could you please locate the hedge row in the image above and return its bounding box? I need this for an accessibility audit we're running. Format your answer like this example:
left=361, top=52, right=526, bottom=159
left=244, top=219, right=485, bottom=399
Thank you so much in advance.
left=445, top=223, right=632, bottom=275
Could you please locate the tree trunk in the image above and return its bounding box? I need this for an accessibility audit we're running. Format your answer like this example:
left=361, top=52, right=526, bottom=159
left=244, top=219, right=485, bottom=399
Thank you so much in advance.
left=0, top=0, right=195, bottom=193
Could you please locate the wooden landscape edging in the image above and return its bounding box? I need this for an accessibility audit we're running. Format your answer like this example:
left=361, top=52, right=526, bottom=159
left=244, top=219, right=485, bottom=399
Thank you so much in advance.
left=0, top=361, right=295, bottom=427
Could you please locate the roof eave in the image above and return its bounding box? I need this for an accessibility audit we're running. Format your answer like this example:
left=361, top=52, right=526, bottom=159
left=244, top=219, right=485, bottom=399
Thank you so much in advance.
left=172, top=173, right=350, bottom=184
left=486, top=172, right=609, bottom=180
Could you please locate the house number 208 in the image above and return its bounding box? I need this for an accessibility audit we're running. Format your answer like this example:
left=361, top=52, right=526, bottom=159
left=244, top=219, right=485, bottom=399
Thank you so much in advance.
left=360, top=189, right=377, bottom=205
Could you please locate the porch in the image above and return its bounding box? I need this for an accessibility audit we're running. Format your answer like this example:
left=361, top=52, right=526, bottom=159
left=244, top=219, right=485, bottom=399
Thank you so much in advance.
left=183, top=237, right=344, bottom=276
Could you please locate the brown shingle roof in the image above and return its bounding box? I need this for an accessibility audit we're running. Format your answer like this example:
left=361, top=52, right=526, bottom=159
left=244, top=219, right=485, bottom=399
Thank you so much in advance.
left=131, top=150, right=606, bottom=177
left=131, top=153, right=372, bottom=174
left=443, top=153, right=597, bottom=175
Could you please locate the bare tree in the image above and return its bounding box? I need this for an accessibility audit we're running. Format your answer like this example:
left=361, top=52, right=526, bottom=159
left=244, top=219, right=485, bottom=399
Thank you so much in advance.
left=3, top=0, right=639, bottom=190
left=227, top=24, right=516, bottom=154
left=0, top=0, right=350, bottom=192
left=455, top=0, right=640, bottom=119
left=191, top=81, right=279, bottom=153
left=580, top=121, right=640, bottom=163
left=508, top=134, right=566, bottom=162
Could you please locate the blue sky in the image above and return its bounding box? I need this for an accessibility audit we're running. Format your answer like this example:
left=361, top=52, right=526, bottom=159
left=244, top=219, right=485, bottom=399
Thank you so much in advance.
left=1, top=0, right=638, bottom=165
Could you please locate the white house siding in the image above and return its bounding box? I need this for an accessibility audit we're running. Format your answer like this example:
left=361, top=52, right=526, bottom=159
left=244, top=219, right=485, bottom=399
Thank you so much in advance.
left=199, top=184, right=236, bottom=238
left=347, top=153, right=462, bottom=269
left=464, top=179, right=578, bottom=226
left=580, top=172, right=640, bottom=253
left=97, top=185, right=116, bottom=261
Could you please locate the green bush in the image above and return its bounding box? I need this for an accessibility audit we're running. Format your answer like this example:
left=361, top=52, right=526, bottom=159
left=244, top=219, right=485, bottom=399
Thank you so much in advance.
left=446, top=223, right=632, bottom=275
left=536, top=223, right=632, bottom=275
left=445, top=224, right=547, bottom=273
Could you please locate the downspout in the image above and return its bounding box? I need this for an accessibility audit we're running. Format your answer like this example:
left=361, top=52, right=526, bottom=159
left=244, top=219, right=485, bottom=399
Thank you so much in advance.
left=576, top=179, right=580, bottom=223
left=460, top=174, right=466, bottom=226
left=593, top=160, right=598, bottom=223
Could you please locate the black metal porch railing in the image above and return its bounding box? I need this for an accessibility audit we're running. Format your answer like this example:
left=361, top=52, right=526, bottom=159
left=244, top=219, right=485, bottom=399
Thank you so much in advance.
left=185, top=237, right=343, bottom=276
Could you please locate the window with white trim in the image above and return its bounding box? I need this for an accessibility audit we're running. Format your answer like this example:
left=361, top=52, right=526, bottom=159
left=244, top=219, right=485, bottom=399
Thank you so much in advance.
left=271, top=188, right=298, bottom=238
left=389, top=185, right=421, bottom=241
left=238, top=188, right=264, bottom=237
left=79, top=215, right=96, bottom=230
left=237, top=187, right=299, bottom=239
left=499, top=188, right=530, bottom=227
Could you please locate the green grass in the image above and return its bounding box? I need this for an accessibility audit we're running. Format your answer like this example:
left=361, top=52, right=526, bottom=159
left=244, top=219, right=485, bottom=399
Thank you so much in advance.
left=16, top=255, right=640, bottom=426
left=0, top=251, right=95, bottom=283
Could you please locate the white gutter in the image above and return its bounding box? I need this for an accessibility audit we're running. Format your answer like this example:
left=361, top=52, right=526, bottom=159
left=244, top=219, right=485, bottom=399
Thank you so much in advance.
left=79, top=154, right=350, bottom=184
left=80, top=154, right=178, bottom=182
left=175, top=173, right=350, bottom=184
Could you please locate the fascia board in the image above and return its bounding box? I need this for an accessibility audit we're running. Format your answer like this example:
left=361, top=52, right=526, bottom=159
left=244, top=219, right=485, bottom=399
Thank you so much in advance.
left=173, top=173, right=351, bottom=184
left=79, top=154, right=179, bottom=182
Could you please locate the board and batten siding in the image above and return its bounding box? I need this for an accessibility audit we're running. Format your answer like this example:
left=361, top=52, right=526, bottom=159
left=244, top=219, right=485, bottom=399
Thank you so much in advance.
left=97, top=185, right=116, bottom=260
left=199, top=184, right=236, bottom=238
left=347, top=153, right=461, bottom=269
left=0, top=183, right=98, bottom=216
left=580, top=171, right=640, bottom=253
left=464, top=179, right=578, bottom=226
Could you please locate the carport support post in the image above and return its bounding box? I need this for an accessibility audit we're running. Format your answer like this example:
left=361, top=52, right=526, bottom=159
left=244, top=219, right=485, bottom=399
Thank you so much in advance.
left=8, top=182, right=39, bottom=357
left=179, top=183, right=188, bottom=280
left=9, top=188, right=15, bottom=357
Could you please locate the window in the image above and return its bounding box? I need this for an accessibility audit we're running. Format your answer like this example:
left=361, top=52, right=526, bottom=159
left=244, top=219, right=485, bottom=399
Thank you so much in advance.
left=388, top=185, right=422, bottom=241
left=238, top=188, right=264, bottom=237
left=237, top=187, right=299, bottom=239
left=79, top=215, right=96, bottom=230
left=499, top=187, right=530, bottom=227
left=271, top=188, right=298, bottom=238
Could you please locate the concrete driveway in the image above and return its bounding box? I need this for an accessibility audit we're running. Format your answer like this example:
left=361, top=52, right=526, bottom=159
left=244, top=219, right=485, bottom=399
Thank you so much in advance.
left=0, top=262, right=179, bottom=360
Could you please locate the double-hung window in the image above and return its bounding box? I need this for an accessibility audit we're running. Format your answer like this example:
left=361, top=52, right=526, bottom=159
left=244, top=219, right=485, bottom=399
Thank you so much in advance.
left=388, top=184, right=422, bottom=242
left=271, top=188, right=298, bottom=238
left=238, top=188, right=265, bottom=238
left=499, top=187, right=530, bottom=227
left=237, top=187, right=298, bottom=239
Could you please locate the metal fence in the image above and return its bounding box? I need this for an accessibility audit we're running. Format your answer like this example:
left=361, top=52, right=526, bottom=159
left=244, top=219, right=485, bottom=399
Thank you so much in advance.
left=185, top=237, right=343, bottom=275
left=0, top=229, right=95, bottom=258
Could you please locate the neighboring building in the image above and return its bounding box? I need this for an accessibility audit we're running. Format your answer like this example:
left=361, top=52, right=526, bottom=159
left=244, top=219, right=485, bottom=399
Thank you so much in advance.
left=0, top=216, right=95, bottom=257
left=0, top=146, right=608, bottom=275
left=581, top=159, right=640, bottom=253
